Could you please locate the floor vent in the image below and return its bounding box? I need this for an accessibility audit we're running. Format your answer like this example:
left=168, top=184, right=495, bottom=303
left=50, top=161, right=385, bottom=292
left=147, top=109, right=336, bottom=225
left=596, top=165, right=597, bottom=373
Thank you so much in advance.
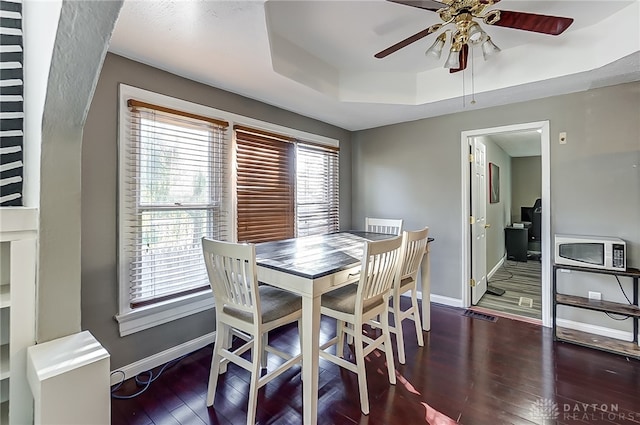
left=518, top=297, right=534, bottom=308
left=462, top=310, right=498, bottom=322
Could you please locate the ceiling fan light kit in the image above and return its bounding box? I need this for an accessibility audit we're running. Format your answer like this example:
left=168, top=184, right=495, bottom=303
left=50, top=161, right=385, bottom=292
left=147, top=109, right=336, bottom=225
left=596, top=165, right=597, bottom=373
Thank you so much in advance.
left=445, top=48, right=461, bottom=69
left=425, top=32, right=447, bottom=59
left=480, top=36, right=500, bottom=60
left=377, top=0, right=574, bottom=74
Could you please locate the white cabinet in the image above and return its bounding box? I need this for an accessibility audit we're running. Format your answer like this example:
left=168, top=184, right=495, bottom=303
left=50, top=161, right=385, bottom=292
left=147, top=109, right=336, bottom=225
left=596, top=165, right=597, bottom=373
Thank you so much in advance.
left=0, top=207, right=37, bottom=425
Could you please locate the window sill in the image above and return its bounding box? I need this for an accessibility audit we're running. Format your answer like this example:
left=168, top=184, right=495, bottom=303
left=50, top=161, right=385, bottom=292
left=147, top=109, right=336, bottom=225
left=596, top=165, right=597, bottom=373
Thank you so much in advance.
left=115, top=291, right=214, bottom=337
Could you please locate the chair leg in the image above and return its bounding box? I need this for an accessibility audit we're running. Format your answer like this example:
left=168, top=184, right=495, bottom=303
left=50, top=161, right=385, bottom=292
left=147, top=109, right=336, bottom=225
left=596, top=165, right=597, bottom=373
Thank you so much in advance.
left=246, top=337, right=262, bottom=425
left=353, top=322, right=370, bottom=415
left=380, top=307, right=396, bottom=385
left=346, top=322, right=354, bottom=345
left=392, top=296, right=406, bottom=364
left=336, top=320, right=345, bottom=358
left=219, top=324, right=233, bottom=374
left=207, top=322, right=227, bottom=406
left=261, top=332, right=268, bottom=369
left=411, top=289, right=424, bottom=347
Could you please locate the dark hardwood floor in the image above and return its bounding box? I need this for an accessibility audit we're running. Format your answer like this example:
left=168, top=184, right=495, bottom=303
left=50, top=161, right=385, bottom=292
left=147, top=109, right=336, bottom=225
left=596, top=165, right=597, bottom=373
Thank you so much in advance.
left=111, top=302, right=640, bottom=425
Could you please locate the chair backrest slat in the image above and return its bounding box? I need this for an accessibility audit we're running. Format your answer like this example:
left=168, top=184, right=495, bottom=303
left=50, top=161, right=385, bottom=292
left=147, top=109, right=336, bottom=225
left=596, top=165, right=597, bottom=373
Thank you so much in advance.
left=395, top=227, right=429, bottom=293
left=202, top=238, right=258, bottom=317
left=357, top=236, right=403, bottom=304
left=365, top=217, right=403, bottom=236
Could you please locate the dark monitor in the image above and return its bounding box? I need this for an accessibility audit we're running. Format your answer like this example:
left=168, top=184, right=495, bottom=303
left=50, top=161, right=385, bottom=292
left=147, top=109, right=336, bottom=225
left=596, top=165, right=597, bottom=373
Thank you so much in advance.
left=521, top=206, right=533, bottom=222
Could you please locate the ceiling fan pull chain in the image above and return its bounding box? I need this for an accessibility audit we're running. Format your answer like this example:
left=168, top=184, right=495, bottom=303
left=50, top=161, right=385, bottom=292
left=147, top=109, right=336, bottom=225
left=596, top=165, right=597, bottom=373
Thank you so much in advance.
left=471, top=48, right=476, bottom=105
left=462, top=66, right=466, bottom=108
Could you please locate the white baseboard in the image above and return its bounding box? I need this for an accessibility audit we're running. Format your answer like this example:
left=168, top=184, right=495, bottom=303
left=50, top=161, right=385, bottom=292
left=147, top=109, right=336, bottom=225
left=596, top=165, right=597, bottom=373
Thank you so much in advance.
left=556, top=319, right=633, bottom=342
left=110, top=332, right=215, bottom=386
left=429, top=294, right=464, bottom=308
left=487, top=256, right=506, bottom=280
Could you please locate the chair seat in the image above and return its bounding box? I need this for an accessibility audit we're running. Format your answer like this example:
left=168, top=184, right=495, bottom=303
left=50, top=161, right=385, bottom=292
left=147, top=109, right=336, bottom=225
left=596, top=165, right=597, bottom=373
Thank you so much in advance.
left=224, top=285, right=302, bottom=324
left=321, top=284, right=384, bottom=315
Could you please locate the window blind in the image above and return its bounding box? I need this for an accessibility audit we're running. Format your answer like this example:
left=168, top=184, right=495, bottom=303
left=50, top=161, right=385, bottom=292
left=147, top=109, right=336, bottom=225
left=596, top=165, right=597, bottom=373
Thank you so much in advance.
left=0, top=0, right=24, bottom=206
left=296, top=143, right=339, bottom=236
left=124, top=100, right=229, bottom=308
left=235, top=126, right=295, bottom=243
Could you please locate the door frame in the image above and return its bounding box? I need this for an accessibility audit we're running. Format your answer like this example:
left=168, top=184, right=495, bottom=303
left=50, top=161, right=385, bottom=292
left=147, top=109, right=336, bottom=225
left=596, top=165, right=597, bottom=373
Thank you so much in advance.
left=460, top=121, right=552, bottom=327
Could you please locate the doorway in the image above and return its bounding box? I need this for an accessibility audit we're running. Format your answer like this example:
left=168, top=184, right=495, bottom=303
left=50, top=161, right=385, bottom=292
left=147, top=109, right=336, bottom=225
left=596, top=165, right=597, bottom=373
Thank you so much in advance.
left=460, top=121, right=552, bottom=327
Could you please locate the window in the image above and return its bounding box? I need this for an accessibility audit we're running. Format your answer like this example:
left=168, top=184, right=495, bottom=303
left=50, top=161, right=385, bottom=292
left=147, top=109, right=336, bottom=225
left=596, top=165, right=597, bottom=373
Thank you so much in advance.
left=296, top=143, right=339, bottom=237
left=117, top=88, right=229, bottom=335
left=116, top=85, right=338, bottom=335
left=235, top=126, right=295, bottom=243
left=235, top=126, right=339, bottom=243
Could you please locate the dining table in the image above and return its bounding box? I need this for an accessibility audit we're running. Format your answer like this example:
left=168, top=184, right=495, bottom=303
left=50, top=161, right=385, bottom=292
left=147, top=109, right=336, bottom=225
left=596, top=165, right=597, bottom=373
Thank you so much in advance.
left=255, top=230, right=433, bottom=425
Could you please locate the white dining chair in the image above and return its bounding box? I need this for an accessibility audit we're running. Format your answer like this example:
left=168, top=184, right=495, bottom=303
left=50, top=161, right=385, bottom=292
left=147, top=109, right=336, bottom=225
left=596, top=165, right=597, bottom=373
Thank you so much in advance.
left=388, top=227, right=429, bottom=364
left=319, top=236, right=402, bottom=415
left=201, top=238, right=303, bottom=425
left=365, top=217, right=403, bottom=236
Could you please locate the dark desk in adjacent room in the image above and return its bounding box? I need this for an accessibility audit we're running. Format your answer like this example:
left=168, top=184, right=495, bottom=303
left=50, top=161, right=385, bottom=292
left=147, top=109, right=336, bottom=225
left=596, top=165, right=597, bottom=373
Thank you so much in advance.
left=505, top=226, right=529, bottom=262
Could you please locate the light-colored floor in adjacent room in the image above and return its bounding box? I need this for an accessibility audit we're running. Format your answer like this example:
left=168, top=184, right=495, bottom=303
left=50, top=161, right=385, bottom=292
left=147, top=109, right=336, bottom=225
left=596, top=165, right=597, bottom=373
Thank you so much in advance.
left=477, top=259, right=542, bottom=320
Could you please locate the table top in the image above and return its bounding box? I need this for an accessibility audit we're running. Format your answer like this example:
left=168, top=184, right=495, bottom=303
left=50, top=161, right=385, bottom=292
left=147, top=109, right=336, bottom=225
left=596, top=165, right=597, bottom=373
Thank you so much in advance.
left=255, top=231, right=396, bottom=280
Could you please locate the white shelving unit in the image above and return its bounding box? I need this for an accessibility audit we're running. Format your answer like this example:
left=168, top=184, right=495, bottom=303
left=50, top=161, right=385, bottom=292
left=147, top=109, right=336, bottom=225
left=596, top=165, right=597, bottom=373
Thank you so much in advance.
left=0, top=207, right=37, bottom=425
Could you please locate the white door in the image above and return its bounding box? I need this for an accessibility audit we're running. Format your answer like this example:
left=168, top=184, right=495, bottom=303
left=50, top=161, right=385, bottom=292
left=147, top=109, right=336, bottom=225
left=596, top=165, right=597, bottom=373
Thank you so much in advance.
left=471, top=138, right=488, bottom=304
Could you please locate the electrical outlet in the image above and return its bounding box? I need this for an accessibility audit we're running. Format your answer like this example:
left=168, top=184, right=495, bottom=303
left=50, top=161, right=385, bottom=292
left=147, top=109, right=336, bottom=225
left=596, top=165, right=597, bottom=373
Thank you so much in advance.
left=588, top=291, right=602, bottom=301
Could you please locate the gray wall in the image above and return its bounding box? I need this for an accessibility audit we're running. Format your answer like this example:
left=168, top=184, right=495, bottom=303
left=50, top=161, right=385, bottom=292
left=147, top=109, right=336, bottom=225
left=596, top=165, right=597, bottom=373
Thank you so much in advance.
left=83, top=54, right=639, bottom=367
left=351, top=81, right=640, bottom=303
left=82, top=53, right=353, bottom=369
left=511, top=156, right=542, bottom=223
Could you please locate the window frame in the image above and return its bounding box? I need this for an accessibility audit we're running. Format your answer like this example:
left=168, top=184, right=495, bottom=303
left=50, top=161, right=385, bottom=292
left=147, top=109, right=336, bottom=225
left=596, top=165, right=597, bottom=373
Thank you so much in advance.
left=116, top=84, right=339, bottom=336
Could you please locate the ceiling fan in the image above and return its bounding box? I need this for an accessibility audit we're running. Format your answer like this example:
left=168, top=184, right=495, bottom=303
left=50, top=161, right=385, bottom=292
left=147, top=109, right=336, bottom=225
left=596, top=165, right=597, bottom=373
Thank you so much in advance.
left=375, top=0, right=574, bottom=73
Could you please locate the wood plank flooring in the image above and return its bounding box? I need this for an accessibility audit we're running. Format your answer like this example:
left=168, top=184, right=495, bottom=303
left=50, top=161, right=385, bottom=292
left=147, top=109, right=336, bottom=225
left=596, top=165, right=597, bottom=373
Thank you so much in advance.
left=478, top=259, right=542, bottom=320
left=111, top=301, right=640, bottom=425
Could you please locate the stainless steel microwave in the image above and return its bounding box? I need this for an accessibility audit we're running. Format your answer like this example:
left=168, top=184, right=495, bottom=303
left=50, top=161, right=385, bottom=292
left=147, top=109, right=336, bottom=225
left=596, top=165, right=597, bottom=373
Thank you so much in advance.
left=554, top=234, right=626, bottom=271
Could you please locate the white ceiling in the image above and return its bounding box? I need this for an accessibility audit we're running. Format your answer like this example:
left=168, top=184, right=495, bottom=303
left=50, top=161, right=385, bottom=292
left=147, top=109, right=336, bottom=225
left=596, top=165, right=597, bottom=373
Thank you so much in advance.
left=108, top=0, right=640, bottom=131
left=487, top=130, right=541, bottom=157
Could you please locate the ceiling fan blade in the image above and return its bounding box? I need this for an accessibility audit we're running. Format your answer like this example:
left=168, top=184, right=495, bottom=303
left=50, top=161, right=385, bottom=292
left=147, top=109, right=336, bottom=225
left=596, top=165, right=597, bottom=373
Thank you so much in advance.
left=489, top=10, right=574, bottom=35
left=449, top=44, right=469, bottom=74
left=386, top=0, right=448, bottom=12
left=375, top=24, right=441, bottom=59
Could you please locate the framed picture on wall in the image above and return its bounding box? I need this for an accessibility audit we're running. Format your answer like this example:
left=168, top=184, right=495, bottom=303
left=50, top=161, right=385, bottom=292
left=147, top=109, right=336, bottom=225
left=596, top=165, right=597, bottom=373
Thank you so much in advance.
left=489, top=162, right=500, bottom=203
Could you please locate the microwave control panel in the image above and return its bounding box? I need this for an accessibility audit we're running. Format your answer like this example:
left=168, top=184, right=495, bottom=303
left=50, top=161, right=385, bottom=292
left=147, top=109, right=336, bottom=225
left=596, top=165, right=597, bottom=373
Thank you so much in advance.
left=613, top=244, right=626, bottom=269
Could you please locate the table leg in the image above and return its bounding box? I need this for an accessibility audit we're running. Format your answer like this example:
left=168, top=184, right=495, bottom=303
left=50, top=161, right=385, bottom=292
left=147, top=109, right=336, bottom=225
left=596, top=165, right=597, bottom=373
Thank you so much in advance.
left=301, top=294, right=320, bottom=425
left=420, top=243, right=431, bottom=331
